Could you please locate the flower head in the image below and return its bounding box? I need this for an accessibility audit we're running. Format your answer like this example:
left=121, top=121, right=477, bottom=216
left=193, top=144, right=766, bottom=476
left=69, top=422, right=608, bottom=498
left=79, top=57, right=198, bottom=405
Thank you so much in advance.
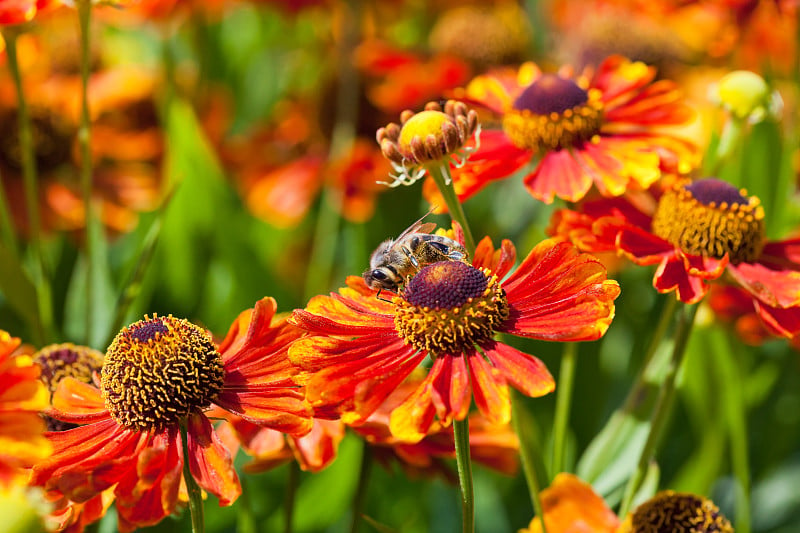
left=30, top=299, right=312, bottom=532
left=290, top=234, right=619, bottom=441
left=441, top=55, right=697, bottom=204
left=548, top=177, right=800, bottom=337
left=618, top=491, right=733, bottom=533
left=376, top=99, right=480, bottom=188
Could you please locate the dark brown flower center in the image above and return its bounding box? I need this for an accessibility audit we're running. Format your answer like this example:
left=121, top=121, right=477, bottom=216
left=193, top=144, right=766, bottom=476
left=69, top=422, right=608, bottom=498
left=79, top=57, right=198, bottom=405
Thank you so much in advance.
left=502, top=74, right=604, bottom=152
left=34, top=343, right=104, bottom=394
left=652, top=178, right=765, bottom=264
left=394, top=261, right=508, bottom=356
left=629, top=491, right=733, bottom=533
left=34, top=343, right=105, bottom=432
left=0, top=108, right=74, bottom=174
left=101, top=315, right=225, bottom=432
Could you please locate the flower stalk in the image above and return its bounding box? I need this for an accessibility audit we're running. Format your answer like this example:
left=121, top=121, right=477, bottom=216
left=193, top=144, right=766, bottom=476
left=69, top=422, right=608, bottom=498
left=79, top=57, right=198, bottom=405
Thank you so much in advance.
left=551, top=342, right=578, bottom=475
left=76, top=0, right=101, bottom=344
left=618, top=302, right=699, bottom=516
left=426, top=164, right=475, bottom=254
left=181, top=420, right=205, bottom=533
left=453, top=415, right=475, bottom=533
left=2, top=27, right=53, bottom=345
left=350, top=442, right=373, bottom=533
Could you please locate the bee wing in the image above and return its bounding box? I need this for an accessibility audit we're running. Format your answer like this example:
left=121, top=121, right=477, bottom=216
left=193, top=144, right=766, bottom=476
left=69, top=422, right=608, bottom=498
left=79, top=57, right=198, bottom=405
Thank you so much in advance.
left=395, top=207, right=439, bottom=240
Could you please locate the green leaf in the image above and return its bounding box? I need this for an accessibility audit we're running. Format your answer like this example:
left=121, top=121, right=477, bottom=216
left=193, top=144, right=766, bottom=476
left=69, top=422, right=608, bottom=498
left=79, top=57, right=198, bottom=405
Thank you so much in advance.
left=0, top=242, right=42, bottom=340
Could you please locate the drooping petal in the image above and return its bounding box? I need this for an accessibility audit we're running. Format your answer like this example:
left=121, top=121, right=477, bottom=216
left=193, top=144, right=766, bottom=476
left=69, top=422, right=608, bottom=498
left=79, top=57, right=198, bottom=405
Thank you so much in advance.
left=727, top=261, right=800, bottom=308
left=753, top=299, right=800, bottom=338
left=653, top=255, right=708, bottom=304
left=114, top=428, right=182, bottom=533
left=31, top=419, right=149, bottom=501
left=187, top=412, right=241, bottom=506
left=388, top=354, right=471, bottom=442
left=467, top=351, right=511, bottom=425
left=481, top=341, right=555, bottom=398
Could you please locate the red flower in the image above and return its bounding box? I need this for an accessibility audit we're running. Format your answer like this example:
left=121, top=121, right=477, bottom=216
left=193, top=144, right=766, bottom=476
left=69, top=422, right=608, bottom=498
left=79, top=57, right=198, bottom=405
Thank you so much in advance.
left=30, top=298, right=312, bottom=532
left=290, top=235, right=619, bottom=441
left=437, top=55, right=697, bottom=205
left=548, top=177, right=800, bottom=337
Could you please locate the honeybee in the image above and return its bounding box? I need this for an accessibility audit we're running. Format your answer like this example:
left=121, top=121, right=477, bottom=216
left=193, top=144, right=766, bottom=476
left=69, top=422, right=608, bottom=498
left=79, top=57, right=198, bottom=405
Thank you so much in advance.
left=363, top=212, right=468, bottom=300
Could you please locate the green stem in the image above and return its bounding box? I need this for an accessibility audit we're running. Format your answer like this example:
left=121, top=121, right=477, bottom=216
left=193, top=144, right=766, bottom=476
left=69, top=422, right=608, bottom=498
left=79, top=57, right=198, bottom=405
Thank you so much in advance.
left=284, top=462, right=300, bottom=533
left=3, top=28, right=52, bottom=344
left=622, top=296, right=678, bottom=413
left=180, top=422, right=205, bottom=533
left=551, top=342, right=577, bottom=476
left=453, top=416, right=475, bottom=533
left=350, top=441, right=373, bottom=533
left=426, top=164, right=475, bottom=254
left=0, top=169, right=19, bottom=262
left=511, top=392, right=547, bottom=533
left=713, top=328, right=751, bottom=533
left=618, top=303, right=699, bottom=517
left=77, top=0, right=99, bottom=344
left=708, top=118, right=744, bottom=178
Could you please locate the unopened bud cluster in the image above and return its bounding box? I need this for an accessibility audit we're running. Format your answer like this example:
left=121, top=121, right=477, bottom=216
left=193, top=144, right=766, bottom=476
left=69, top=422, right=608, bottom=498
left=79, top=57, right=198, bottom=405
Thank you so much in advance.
left=377, top=100, right=479, bottom=167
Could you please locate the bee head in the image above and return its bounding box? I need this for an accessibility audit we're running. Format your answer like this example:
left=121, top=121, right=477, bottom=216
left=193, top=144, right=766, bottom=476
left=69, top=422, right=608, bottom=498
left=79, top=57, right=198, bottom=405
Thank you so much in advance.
left=363, top=267, right=396, bottom=291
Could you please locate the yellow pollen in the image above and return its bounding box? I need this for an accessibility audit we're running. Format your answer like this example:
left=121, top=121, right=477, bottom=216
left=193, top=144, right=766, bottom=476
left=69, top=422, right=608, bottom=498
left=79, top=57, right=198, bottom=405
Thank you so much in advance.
left=101, top=315, right=225, bottom=432
left=502, top=89, right=604, bottom=152
left=652, top=180, right=765, bottom=264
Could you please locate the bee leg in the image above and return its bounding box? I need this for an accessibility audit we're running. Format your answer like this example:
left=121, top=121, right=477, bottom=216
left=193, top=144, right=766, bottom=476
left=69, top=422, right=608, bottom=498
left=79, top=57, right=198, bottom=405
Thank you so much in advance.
left=401, top=245, right=421, bottom=270
left=375, top=288, right=393, bottom=303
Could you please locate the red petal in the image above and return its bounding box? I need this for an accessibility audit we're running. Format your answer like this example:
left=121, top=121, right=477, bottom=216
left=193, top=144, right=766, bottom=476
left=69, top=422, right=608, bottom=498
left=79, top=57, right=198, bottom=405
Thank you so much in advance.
left=502, top=239, right=619, bottom=341
left=468, top=352, right=511, bottom=425
left=482, top=341, right=554, bottom=398
left=47, top=378, right=109, bottom=424
left=616, top=225, right=674, bottom=265
left=727, top=261, right=800, bottom=308
left=653, top=255, right=708, bottom=304
left=187, top=413, right=241, bottom=506
left=215, top=387, right=312, bottom=436
left=754, top=299, right=800, bottom=338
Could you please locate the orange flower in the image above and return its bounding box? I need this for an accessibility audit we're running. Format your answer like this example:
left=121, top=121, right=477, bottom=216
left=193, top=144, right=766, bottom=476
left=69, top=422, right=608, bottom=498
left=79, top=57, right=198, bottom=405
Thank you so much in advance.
left=440, top=55, right=697, bottom=205
left=352, top=378, right=519, bottom=481
left=30, top=299, right=312, bottom=532
left=549, top=178, right=800, bottom=337
left=519, top=473, right=619, bottom=533
left=290, top=234, right=619, bottom=441
left=0, top=28, right=164, bottom=236
left=0, top=330, right=50, bottom=486
left=218, top=416, right=345, bottom=474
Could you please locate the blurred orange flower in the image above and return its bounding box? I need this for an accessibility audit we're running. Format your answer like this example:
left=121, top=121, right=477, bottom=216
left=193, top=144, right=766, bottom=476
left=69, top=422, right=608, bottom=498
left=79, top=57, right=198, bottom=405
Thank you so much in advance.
left=0, top=330, right=50, bottom=486
left=0, top=0, right=55, bottom=25
left=440, top=55, right=697, bottom=205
